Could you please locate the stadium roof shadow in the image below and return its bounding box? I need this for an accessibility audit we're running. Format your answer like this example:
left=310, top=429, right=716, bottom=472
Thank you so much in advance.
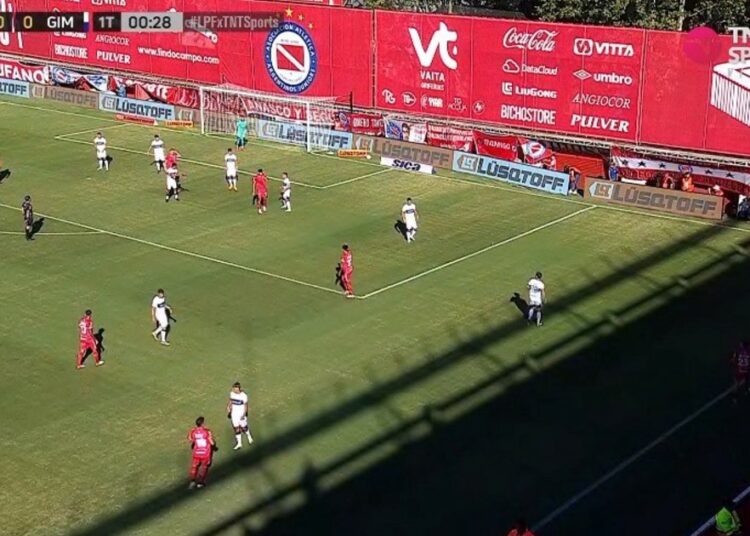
left=68, top=223, right=750, bottom=536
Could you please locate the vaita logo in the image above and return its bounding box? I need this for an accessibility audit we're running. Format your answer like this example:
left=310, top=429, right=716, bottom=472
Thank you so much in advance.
left=409, top=22, right=458, bottom=70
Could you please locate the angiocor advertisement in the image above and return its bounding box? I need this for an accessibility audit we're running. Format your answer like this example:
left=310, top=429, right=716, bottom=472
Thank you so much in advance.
left=99, top=94, right=176, bottom=120
left=452, top=151, right=570, bottom=195
left=0, top=78, right=30, bottom=98
left=585, top=179, right=725, bottom=220
left=256, top=119, right=352, bottom=150
left=352, top=134, right=453, bottom=169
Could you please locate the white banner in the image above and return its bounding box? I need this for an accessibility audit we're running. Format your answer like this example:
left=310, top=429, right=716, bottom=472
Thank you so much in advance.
left=380, top=156, right=434, bottom=174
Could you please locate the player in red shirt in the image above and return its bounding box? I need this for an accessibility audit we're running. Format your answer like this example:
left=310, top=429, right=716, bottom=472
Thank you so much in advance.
left=165, top=148, right=181, bottom=169
left=339, top=244, right=354, bottom=298
left=731, top=340, right=750, bottom=403
left=252, top=169, right=269, bottom=215
left=187, top=416, right=215, bottom=489
left=76, top=309, right=103, bottom=369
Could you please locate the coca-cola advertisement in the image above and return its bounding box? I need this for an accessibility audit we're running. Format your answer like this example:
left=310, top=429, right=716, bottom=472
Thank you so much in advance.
left=376, top=11, right=644, bottom=142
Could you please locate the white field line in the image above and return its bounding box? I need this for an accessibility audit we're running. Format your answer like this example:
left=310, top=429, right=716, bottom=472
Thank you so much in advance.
left=321, top=168, right=393, bottom=189
left=53, top=123, right=130, bottom=138
left=359, top=205, right=596, bottom=299
left=6, top=100, right=750, bottom=235
left=0, top=230, right=103, bottom=236
left=0, top=203, right=343, bottom=297
left=533, top=385, right=734, bottom=532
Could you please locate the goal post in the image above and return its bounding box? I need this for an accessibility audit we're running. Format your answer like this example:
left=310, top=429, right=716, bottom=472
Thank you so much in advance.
left=198, top=84, right=346, bottom=153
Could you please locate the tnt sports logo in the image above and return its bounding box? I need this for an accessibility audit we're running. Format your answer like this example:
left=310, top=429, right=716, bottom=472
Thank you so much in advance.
left=265, top=21, right=317, bottom=94
left=589, top=181, right=614, bottom=200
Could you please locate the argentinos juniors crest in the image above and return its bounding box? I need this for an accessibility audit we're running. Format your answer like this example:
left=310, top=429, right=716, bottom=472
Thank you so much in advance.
left=264, top=20, right=318, bottom=94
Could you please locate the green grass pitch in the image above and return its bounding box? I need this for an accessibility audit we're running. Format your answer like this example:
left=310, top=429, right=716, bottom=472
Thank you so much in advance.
left=3, top=97, right=750, bottom=535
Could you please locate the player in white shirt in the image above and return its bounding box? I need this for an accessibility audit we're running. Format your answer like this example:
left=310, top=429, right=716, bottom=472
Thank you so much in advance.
left=149, top=134, right=166, bottom=173
left=165, top=166, right=180, bottom=202
left=94, top=132, right=109, bottom=171
left=401, top=197, right=419, bottom=242
left=527, top=272, right=546, bottom=327
left=224, top=148, right=238, bottom=192
left=227, top=382, right=253, bottom=449
left=150, top=288, right=172, bottom=345
left=280, top=172, right=291, bottom=212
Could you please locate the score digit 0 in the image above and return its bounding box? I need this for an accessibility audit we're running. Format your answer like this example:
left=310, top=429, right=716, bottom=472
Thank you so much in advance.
left=21, top=14, right=33, bottom=30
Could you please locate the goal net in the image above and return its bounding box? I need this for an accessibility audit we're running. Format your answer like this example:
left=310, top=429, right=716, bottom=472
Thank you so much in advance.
left=199, top=84, right=348, bottom=152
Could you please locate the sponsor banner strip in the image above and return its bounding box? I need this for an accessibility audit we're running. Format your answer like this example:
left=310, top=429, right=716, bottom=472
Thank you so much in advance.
left=256, top=119, right=353, bottom=150
left=380, top=156, right=434, bottom=174
left=452, top=150, right=570, bottom=195
left=584, top=179, right=724, bottom=220
left=99, top=94, right=176, bottom=121
left=116, top=113, right=158, bottom=126
left=0, top=78, right=30, bottom=99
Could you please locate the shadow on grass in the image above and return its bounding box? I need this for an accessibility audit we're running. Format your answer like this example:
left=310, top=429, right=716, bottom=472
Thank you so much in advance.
left=68, top=224, right=750, bottom=536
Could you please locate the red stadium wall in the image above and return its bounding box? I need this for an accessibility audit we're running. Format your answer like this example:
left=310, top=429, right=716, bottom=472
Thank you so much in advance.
left=1, top=0, right=748, bottom=157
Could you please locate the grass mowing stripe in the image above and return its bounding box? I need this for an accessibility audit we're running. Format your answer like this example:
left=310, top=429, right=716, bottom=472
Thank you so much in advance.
left=533, top=385, right=734, bottom=532
left=53, top=135, right=324, bottom=189
left=0, top=203, right=343, bottom=297
left=0, top=230, right=104, bottom=236
left=8, top=100, right=750, bottom=236
left=360, top=205, right=597, bottom=299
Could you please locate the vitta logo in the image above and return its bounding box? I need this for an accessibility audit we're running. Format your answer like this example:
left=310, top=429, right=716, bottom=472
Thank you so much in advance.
left=408, top=22, right=458, bottom=70
left=502, top=82, right=557, bottom=99
left=421, top=94, right=444, bottom=109
left=573, top=38, right=635, bottom=57
left=91, top=0, right=126, bottom=6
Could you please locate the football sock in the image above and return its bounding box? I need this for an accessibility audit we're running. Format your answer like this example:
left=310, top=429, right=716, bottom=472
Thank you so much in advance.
left=235, top=434, right=242, bottom=445
left=104, top=160, right=109, bottom=171
left=160, top=331, right=167, bottom=342
left=246, top=431, right=253, bottom=443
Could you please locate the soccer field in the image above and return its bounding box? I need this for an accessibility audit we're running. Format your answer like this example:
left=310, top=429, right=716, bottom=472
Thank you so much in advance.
left=4, top=97, right=750, bottom=536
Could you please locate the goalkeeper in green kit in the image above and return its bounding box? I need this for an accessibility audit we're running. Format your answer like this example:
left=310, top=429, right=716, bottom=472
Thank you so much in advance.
left=235, top=116, right=248, bottom=151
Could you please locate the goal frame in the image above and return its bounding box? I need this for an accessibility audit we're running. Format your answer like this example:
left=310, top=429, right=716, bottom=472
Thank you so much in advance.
left=199, top=85, right=345, bottom=153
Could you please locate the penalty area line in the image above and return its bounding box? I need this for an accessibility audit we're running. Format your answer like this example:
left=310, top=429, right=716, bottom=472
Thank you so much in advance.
left=360, top=205, right=596, bottom=299
left=0, top=203, right=343, bottom=297
left=532, top=385, right=734, bottom=532
left=53, top=135, right=324, bottom=190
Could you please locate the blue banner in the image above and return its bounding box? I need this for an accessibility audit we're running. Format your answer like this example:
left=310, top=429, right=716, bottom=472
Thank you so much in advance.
left=98, top=94, right=175, bottom=121
left=257, top=119, right=352, bottom=150
left=452, top=151, right=570, bottom=195
left=0, top=78, right=30, bottom=99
